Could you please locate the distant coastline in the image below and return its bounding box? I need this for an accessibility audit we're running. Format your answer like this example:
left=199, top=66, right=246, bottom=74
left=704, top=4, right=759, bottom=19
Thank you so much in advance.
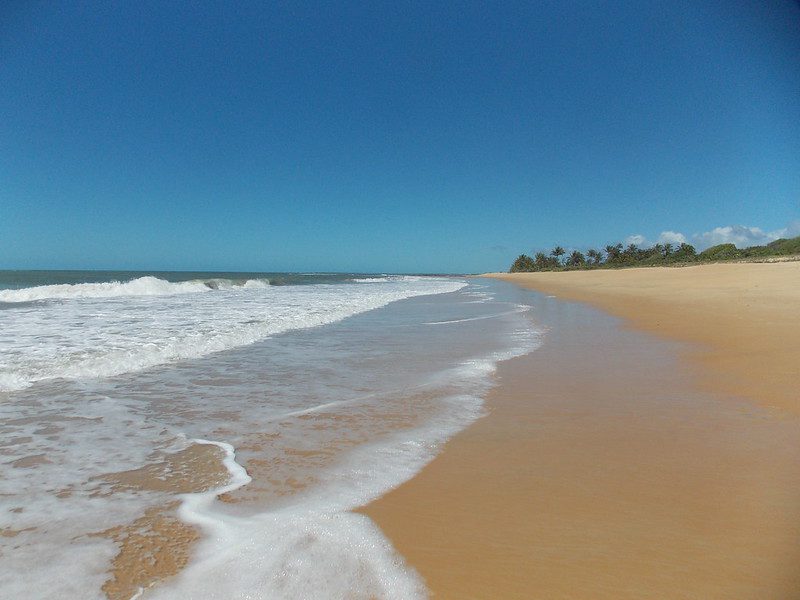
left=509, top=235, right=800, bottom=272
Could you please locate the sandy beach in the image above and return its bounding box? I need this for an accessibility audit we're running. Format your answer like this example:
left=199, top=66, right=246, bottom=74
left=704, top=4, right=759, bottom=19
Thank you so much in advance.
left=493, top=263, right=800, bottom=414
left=364, top=263, right=800, bottom=598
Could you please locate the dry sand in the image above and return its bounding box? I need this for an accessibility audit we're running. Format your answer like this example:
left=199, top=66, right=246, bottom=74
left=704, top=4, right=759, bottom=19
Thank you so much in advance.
left=364, top=263, right=800, bottom=599
left=491, top=263, right=800, bottom=414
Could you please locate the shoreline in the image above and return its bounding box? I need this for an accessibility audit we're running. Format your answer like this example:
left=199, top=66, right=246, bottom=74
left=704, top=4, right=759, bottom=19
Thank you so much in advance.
left=488, top=263, right=800, bottom=414
left=364, top=263, right=800, bottom=598
left=81, top=277, right=523, bottom=599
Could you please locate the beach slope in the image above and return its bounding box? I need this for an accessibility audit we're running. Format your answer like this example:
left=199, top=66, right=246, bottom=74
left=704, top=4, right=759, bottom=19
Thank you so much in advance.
left=364, top=262, right=800, bottom=599
left=490, top=262, right=800, bottom=413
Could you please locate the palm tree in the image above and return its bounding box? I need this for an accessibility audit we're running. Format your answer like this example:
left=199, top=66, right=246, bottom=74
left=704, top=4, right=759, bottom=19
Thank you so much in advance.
left=510, top=254, right=536, bottom=272
left=551, top=246, right=565, bottom=266
left=566, top=250, right=586, bottom=267
left=586, top=248, right=603, bottom=266
left=605, top=243, right=622, bottom=263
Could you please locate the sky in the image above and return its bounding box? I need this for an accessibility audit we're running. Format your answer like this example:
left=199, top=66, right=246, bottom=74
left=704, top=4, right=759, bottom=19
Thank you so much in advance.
left=1, top=1, right=799, bottom=273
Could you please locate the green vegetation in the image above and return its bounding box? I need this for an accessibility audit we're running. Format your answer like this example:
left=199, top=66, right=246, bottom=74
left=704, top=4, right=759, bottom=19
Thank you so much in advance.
left=697, top=243, right=739, bottom=261
left=508, top=236, right=800, bottom=272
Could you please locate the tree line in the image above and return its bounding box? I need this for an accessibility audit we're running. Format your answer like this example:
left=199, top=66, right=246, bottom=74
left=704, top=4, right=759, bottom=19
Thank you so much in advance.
left=509, top=235, right=800, bottom=272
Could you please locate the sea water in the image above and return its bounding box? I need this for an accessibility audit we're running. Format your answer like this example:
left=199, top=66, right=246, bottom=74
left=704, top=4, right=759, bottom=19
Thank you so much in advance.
left=0, top=271, right=540, bottom=599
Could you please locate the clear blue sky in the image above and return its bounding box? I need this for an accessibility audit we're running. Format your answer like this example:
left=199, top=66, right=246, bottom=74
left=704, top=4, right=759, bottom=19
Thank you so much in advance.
left=2, top=1, right=798, bottom=273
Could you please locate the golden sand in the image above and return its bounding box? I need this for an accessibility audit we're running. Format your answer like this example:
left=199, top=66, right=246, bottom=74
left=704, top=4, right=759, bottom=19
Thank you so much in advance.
left=10, top=454, right=51, bottom=468
left=364, top=263, right=800, bottom=599
left=0, top=526, right=35, bottom=538
left=91, top=443, right=230, bottom=599
left=93, top=503, right=199, bottom=600
left=491, top=262, right=800, bottom=414
left=94, top=443, right=231, bottom=495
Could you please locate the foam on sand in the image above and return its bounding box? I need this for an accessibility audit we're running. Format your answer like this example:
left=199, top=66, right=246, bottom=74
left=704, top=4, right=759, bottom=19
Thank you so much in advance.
left=0, top=277, right=541, bottom=599
left=150, top=437, right=428, bottom=600
left=145, top=322, right=540, bottom=599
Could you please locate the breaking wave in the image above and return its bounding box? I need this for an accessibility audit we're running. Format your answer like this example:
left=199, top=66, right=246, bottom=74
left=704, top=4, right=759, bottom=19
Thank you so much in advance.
left=0, top=277, right=467, bottom=391
left=0, top=276, right=271, bottom=302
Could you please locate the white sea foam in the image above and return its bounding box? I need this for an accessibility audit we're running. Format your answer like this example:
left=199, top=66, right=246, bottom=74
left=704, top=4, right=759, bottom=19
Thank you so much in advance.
left=150, top=438, right=429, bottom=599
left=0, top=277, right=466, bottom=391
left=150, top=352, right=540, bottom=599
left=423, top=306, right=529, bottom=325
left=352, top=277, right=392, bottom=283
left=0, top=276, right=212, bottom=302
left=0, top=277, right=541, bottom=600
left=0, top=276, right=278, bottom=302
left=351, top=275, right=428, bottom=283
left=142, top=299, right=542, bottom=600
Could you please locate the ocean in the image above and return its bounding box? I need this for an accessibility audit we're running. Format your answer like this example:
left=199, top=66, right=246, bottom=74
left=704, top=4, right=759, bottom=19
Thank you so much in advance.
left=0, top=271, right=540, bottom=599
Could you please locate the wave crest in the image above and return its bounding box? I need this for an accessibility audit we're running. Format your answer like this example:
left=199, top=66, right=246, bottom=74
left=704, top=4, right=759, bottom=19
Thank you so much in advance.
left=0, top=276, right=270, bottom=302
left=0, top=278, right=468, bottom=391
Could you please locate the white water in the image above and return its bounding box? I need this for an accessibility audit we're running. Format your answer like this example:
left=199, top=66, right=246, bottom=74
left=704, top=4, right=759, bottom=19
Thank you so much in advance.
left=0, top=275, right=221, bottom=301
left=148, top=354, right=531, bottom=600
left=0, top=276, right=541, bottom=599
left=0, top=276, right=465, bottom=391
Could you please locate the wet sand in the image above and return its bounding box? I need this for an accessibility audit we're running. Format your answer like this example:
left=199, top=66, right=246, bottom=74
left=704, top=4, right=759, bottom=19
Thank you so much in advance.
left=92, top=444, right=231, bottom=600
left=492, top=263, right=800, bottom=414
left=364, top=264, right=800, bottom=598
